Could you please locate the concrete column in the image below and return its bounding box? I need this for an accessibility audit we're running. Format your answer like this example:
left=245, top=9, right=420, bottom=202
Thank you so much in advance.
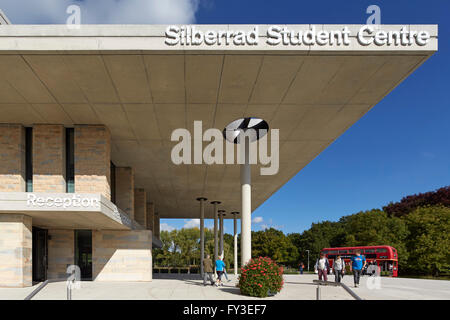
left=232, top=212, right=239, bottom=275
left=153, top=212, right=160, bottom=238
left=218, top=210, right=225, bottom=258
left=0, top=214, right=32, bottom=287
left=74, top=125, right=111, bottom=199
left=241, top=139, right=251, bottom=266
left=115, top=167, right=134, bottom=219
left=134, top=188, right=147, bottom=227
left=196, top=197, right=207, bottom=276
left=211, top=201, right=221, bottom=262
left=32, top=124, right=66, bottom=193
left=0, top=124, right=25, bottom=192
left=146, top=202, right=155, bottom=231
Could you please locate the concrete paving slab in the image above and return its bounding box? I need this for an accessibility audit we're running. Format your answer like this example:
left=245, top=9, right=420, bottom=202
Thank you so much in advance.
left=1, top=274, right=448, bottom=300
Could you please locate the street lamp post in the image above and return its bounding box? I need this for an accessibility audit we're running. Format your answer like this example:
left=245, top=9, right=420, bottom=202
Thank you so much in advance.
left=211, top=201, right=221, bottom=262
left=196, top=197, right=207, bottom=277
left=306, top=250, right=310, bottom=272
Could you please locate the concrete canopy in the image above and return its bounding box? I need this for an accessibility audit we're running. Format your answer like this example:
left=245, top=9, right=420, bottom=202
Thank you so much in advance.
left=0, top=25, right=437, bottom=219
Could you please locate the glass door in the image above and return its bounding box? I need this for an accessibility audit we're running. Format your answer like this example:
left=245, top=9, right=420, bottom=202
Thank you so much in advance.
left=74, top=230, right=92, bottom=280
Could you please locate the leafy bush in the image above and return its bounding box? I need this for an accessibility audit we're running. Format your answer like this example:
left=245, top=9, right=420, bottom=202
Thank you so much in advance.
left=238, top=256, right=284, bottom=298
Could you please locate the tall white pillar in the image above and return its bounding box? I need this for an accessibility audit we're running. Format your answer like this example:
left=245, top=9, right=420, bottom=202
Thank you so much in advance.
left=232, top=212, right=239, bottom=275
left=218, top=210, right=225, bottom=257
left=241, top=139, right=251, bottom=266
left=196, top=197, right=207, bottom=276
left=211, top=201, right=221, bottom=262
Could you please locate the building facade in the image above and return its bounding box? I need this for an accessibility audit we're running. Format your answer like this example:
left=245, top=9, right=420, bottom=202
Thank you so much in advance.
left=0, top=124, right=159, bottom=287
left=0, top=23, right=437, bottom=287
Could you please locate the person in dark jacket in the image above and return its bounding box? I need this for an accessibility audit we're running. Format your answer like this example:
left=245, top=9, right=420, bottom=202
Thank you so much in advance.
left=203, top=255, right=215, bottom=286
left=314, top=253, right=330, bottom=281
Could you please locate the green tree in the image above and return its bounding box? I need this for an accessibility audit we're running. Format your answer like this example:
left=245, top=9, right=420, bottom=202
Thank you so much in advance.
left=252, top=228, right=299, bottom=266
left=404, top=206, right=450, bottom=276
left=292, top=220, right=344, bottom=264
left=339, top=209, right=409, bottom=270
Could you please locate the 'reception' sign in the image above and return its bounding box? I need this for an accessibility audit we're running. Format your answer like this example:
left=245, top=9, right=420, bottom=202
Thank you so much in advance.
left=165, top=25, right=431, bottom=47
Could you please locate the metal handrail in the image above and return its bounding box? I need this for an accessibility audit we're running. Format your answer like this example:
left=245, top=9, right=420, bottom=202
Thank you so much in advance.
left=313, top=280, right=363, bottom=300
left=24, top=280, right=50, bottom=300
left=24, top=278, right=74, bottom=300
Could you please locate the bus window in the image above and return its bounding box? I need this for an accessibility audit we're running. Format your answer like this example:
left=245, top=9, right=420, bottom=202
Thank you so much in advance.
left=339, top=250, right=348, bottom=254
left=376, top=248, right=387, bottom=253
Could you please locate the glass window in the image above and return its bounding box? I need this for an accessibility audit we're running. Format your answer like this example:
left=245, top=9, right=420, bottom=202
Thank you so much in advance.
left=376, top=248, right=387, bottom=253
left=66, top=128, right=74, bottom=193
left=25, top=127, right=33, bottom=192
left=339, top=250, right=348, bottom=254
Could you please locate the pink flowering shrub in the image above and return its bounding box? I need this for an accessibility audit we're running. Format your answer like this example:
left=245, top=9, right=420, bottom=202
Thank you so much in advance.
left=238, top=256, right=284, bottom=298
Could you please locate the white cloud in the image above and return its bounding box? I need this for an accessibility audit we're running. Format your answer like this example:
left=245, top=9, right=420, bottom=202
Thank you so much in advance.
left=183, top=219, right=200, bottom=229
left=252, top=216, right=264, bottom=223
left=1, top=0, right=200, bottom=24
left=160, top=223, right=175, bottom=232
left=258, top=218, right=284, bottom=231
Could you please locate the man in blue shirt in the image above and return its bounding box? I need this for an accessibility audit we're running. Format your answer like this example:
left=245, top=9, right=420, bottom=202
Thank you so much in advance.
left=350, top=249, right=366, bottom=288
left=215, top=257, right=226, bottom=287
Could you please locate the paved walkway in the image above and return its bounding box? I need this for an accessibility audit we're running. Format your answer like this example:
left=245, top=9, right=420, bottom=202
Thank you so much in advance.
left=0, top=274, right=449, bottom=300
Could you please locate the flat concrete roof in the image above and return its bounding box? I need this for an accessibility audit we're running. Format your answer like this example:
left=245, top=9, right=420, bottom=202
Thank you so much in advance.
left=0, top=24, right=438, bottom=219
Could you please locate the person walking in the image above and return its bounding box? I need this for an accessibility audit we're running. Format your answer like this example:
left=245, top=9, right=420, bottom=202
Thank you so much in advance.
left=299, top=262, right=304, bottom=275
left=332, top=255, right=345, bottom=283
left=215, top=256, right=226, bottom=287
left=221, top=258, right=231, bottom=282
left=314, top=253, right=330, bottom=281
left=350, top=249, right=366, bottom=288
left=203, top=254, right=215, bottom=286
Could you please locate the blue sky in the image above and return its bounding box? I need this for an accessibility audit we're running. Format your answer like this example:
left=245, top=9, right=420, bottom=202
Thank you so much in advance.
left=171, top=0, right=450, bottom=234
left=2, top=0, right=448, bottom=234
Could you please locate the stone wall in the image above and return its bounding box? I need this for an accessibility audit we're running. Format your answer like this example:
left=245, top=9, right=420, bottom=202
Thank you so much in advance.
left=0, top=214, right=32, bottom=287
left=32, top=125, right=66, bottom=193
left=134, top=188, right=147, bottom=227
left=115, top=167, right=134, bottom=219
left=47, top=229, right=74, bottom=280
left=153, top=212, right=160, bottom=238
left=0, top=124, right=25, bottom=192
left=74, top=125, right=111, bottom=199
left=92, top=230, right=152, bottom=281
left=146, top=202, right=154, bottom=231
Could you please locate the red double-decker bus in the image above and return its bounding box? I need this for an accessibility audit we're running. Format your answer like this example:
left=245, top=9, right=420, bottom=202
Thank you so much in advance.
left=320, top=245, right=398, bottom=277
